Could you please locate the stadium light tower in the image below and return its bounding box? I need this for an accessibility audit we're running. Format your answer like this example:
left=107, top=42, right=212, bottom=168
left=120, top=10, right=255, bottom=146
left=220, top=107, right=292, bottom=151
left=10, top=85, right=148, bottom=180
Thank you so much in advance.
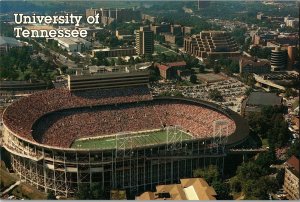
left=211, top=120, right=229, bottom=154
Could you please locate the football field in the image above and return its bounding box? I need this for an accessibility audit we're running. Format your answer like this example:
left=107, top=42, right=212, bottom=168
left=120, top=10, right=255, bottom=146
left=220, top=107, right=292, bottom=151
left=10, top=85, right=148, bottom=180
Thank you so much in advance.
left=71, top=129, right=192, bottom=150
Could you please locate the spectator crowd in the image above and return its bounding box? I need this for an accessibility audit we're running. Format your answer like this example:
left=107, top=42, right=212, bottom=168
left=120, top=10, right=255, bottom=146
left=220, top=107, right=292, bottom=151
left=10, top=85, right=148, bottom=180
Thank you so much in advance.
left=31, top=100, right=235, bottom=148
left=3, top=86, right=235, bottom=148
left=3, top=85, right=152, bottom=142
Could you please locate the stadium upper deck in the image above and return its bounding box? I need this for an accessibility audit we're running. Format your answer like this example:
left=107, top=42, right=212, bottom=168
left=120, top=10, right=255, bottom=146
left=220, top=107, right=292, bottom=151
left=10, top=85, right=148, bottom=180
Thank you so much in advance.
left=2, top=85, right=152, bottom=143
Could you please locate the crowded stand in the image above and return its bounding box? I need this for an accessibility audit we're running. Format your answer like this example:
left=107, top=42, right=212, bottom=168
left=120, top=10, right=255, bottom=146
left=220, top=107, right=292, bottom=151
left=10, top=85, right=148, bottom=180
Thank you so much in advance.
left=3, top=85, right=152, bottom=142
left=31, top=100, right=235, bottom=148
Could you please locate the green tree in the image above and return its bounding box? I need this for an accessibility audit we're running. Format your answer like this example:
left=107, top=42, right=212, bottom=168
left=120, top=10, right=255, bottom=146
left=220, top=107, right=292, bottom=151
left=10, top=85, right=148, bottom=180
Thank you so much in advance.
left=243, top=177, right=278, bottom=200
left=149, top=66, right=161, bottom=82
left=128, top=56, right=135, bottom=65
left=47, top=191, right=56, bottom=200
left=244, top=87, right=253, bottom=96
left=76, top=184, right=91, bottom=199
left=255, top=152, right=274, bottom=170
left=209, top=89, right=223, bottom=102
left=117, top=57, right=126, bottom=65
left=60, top=65, right=68, bottom=74
left=90, top=182, right=105, bottom=199
left=229, top=176, right=242, bottom=193
left=193, top=165, right=220, bottom=184
left=236, top=162, right=266, bottom=182
left=199, top=65, right=205, bottom=73
left=285, top=88, right=297, bottom=98
left=212, top=181, right=232, bottom=200
left=276, top=168, right=285, bottom=187
left=144, top=53, right=153, bottom=62
left=287, top=139, right=300, bottom=158
left=190, top=74, right=197, bottom=84
left=213, top=65, right=221, bottom=74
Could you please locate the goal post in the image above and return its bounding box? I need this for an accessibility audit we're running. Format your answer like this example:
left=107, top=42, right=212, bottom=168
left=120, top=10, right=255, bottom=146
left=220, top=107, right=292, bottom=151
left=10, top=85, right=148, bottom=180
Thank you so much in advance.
left=166, top=125, right=183, bottom=151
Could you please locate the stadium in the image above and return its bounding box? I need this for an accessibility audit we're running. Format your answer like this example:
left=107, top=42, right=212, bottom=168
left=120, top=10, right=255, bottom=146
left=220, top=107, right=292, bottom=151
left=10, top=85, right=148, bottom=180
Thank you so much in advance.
left=2, top=71, right=249, bottom=197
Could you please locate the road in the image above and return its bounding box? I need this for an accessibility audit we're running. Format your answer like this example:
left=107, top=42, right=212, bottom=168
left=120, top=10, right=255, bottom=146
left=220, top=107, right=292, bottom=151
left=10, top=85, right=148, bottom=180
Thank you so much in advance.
left=31, top=39, right=77, bottom=68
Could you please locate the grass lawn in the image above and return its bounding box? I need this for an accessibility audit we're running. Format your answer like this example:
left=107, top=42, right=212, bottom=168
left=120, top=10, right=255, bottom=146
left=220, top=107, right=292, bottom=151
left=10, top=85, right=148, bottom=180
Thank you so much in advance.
left=71, top=129, right=192, bottom=150
left=154, top=44, right=178, bottom=56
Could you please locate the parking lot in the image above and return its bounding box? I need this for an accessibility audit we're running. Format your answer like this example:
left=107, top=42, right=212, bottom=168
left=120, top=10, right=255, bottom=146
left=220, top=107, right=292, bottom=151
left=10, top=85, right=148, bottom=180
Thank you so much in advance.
left=151, top=78, right=249, bottom=113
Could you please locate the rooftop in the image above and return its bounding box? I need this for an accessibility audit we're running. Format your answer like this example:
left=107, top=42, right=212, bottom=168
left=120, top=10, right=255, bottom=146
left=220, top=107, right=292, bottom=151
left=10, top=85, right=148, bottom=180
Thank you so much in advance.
left=240, top=56, right=270, bottom=67
left=286, top=155, right=299, bottom=177
left=136, top=178, right=216, bottom=200
left=247, top=92, right=282, bottom=106
left=0, top=36, right=21, bottom=46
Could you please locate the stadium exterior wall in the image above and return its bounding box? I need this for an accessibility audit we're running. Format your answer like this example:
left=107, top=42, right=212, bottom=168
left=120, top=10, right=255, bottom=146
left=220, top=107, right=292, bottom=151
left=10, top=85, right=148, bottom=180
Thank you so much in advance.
left=2, top=97, right=249, bottom=197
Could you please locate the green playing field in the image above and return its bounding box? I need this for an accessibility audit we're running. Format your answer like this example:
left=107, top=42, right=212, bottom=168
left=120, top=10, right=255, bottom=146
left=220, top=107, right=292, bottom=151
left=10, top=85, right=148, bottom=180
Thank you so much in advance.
left=71, top=129, right=192, bottom=150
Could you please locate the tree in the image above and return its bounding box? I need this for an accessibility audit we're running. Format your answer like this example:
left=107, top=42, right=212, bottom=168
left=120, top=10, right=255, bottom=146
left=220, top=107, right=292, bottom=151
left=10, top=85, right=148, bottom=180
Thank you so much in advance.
left=134, top=57, right=142, bottom=64
left=193, top=165, right=220, bottom=184
left=184, top=54, right=199, bottom=68
left=199, top=65, right=205, bottom=73
left=209, top=89, right=223, bottom=102
left=76, top=184, right=90, bottom=199
left=149, top=66, right=161, bottom=82
left=236, top=162, right=266, bottom=182
left=287, top=139, right=300, bottom=158
left=144, top=53, right=153, bottom=62
left=128, top=56, right=135, bottom=65
left=243, top=177, right=278, bottom=200
left=190, top=74, right=197, bottom=83
left=193, top=165, right=231, bottom=199
left=250, top=46, right=272, bottom=59
left=213, top=65, right=221, bottom=74
left=60, top=65, right=68, bottom=74
left=229, top=176, right=242, bottom=193
left=76, top=183, right=105, bottom=199
left=90, top=182, right=105, bottom=199
left=116, top=57, right=126, bottom=65
left=47, top=191, right=56, bottom=200
left=255, top=152, right=274, bottom=170
left=212, top=181, right=232, bottom=200
left=285, top=88, right=297, bottom=98
left=244, top=87, right=253, bottom=96
left=241, top=73, right=256, bottom=87
left=110, top=190, right=127, bottom=200
left=276, top=168, right=285, bottom=187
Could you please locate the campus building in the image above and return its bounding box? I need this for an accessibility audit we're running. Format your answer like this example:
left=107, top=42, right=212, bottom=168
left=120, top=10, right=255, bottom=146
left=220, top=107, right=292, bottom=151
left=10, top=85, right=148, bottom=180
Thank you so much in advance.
left=271, top=47, right=287, bottom=71
left=0, top=36, right=23, bottom=55
left=136, top=26, right=154, bottom=55
left=184, top=31, right=240, bottom=59
left=239, top=56, right=271, bottom=74
left=156, top=61, right=189, bottom=80
left=86, top=8, right=141, bottom=25
left=92, top=47, right=136, bottom=58
left=54, top=37, right=91, bottom=52
left=136, top=178, right=217, bottom=200
left=284, top=155, right=299, bottom=200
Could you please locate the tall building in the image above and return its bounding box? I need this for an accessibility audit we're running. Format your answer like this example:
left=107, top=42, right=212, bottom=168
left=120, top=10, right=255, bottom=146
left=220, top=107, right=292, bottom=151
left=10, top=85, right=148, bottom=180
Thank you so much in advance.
left=136, top=26, right=154, bottom=55
left=270, top=47, right=287, bottom=71
left=287, top=46, right=297, bottom=70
